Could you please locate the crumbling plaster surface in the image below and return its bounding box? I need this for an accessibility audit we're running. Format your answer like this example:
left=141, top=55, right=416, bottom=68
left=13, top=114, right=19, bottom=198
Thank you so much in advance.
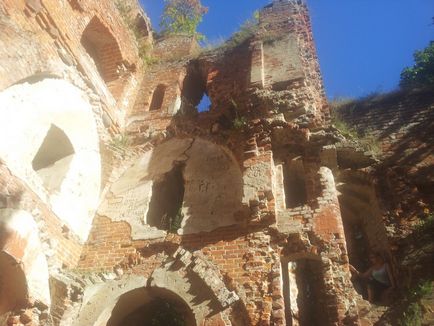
left=99, top=137, right=244, bottom=237
left=0, top=209, right=51, bottom=310
left=0, top=79, right=101, bottom=241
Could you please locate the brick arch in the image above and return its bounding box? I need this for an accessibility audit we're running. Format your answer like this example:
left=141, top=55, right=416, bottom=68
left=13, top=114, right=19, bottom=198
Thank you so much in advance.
left=77, top=277, right=197, bottom=326
left=81, top=16, right=126, bottom=101
left=107, top=287, right=196, bottom=326
left=72, top=249, right=238, bottom=326
left=0, top=209, right=50, bottom=321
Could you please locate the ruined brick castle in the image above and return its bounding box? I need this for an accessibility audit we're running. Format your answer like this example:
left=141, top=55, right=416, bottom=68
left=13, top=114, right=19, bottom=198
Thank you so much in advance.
left=1, top=0, right=433, bottom=325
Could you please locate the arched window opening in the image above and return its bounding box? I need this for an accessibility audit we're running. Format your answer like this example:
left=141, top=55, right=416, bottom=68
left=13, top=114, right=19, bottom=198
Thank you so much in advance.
left=281, top=259, right=330, bottom=326
left=181, top=62, right=210, bottom=114
left=283, top=157, right=307, bottom=208
left=81, top=17, right=125, bottom=100
left=32, top=124, right=75, bottom=191
left=134, top=15, right=150, bottom=40
left=149, top=84, right=167, bottom=111
left=146, top=163, right=185, bottom=231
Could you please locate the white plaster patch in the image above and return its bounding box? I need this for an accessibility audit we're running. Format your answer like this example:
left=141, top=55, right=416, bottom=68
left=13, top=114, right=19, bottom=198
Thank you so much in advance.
left=0, top=79, right=101, bottom=241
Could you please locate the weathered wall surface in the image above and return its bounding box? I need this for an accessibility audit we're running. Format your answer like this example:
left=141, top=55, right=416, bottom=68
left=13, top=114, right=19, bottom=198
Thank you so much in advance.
left=0, top=79, right=101, bottom=241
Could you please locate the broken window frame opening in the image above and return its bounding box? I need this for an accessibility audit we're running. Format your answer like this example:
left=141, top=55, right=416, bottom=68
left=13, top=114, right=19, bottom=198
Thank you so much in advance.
left=149, top=84, right=167, bottom=111
left=283, top=156, right=308, bottom=209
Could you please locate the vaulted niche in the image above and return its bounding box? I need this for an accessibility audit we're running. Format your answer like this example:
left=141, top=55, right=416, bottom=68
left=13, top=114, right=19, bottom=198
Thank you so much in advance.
left=281, top=258, right=330, bottom=326
left=134, top=15, right=150, bottom=40
left=32, top=124, right=75, bottom=192
left=181, top=61, right=210, bottom=113
left=81, top=16, right=125, bottom=100
left=149, top=84, right=167, bottom=111
left=146, top=163, right=185, bottom=231
left=283, top=156, right=307, bottom=208
left=107, top=287, right=195, bottom=326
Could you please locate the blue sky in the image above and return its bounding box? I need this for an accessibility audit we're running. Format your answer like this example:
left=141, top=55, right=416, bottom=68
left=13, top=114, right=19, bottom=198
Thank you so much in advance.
left=140, top=0, right=433, bottom=99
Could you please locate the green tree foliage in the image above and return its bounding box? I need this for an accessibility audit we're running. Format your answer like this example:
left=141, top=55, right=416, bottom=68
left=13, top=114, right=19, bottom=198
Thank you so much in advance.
left=400, top=41, right=434, bottom=89
left=160, top=0, right=208, bottom=40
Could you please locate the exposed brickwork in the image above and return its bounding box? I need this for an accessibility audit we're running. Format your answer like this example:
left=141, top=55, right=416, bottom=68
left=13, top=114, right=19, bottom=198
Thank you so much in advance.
left=5, top=0, right=429, bottom=325
left=0, top=160, right=82, bottom=268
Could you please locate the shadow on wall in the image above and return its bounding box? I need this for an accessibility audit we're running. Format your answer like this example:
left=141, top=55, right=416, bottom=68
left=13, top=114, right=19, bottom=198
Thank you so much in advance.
left=281, top=256, right=331, bottom=326
left=340, top=89, right=434, bottom=202
left=146, top=138, right=244, bottom=235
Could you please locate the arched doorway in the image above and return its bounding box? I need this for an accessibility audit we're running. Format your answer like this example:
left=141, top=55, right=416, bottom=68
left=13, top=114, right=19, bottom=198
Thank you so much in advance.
left=107, top=287, right=196, bottom=326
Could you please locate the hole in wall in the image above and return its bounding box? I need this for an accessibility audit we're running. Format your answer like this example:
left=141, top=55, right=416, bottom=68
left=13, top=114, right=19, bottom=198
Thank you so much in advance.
left=134, top=15, right=150, bottom=39
left=149, top=84, right=167, bottom=111
left=146, top=163, right=185, bottom=232
left=283, top=157, right=307, bottom=208
left=181, top=61, right=210, bottom=113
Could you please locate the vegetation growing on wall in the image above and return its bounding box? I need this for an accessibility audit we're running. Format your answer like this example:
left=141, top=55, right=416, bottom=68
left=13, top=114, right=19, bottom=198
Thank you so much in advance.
left=399, top=280, right=434, bottom=326
left=115, top=1, right=158, bottom=67
left=160, top=0, right=208, bottom=41
left=400, top=41, right=434, bottom=89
